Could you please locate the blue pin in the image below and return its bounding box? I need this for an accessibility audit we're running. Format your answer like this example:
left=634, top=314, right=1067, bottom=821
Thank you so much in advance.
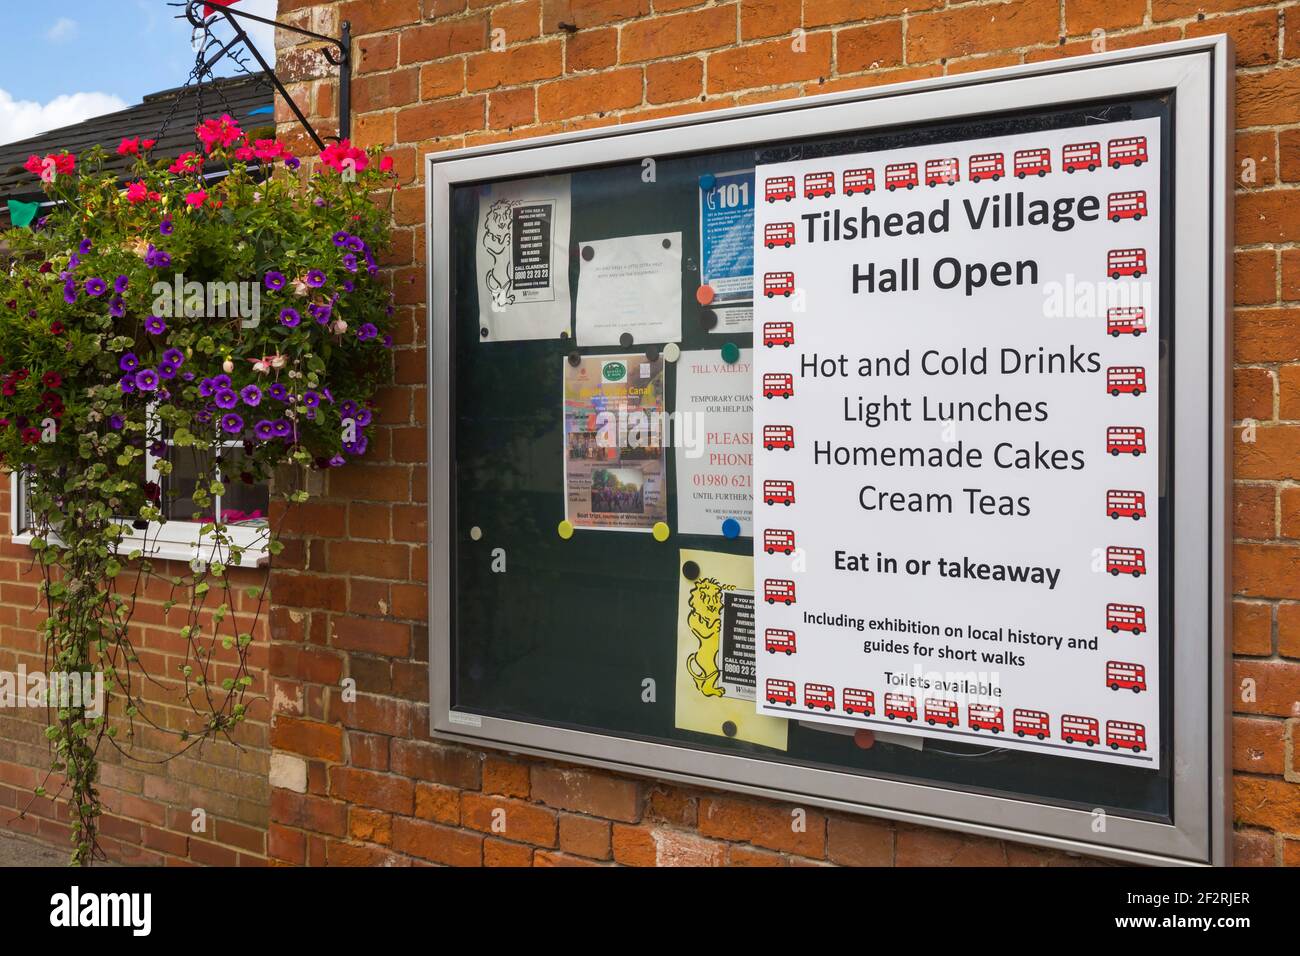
left=699, top=173, right=716, bottom=191
left=721, top=518, right=741, bottom=539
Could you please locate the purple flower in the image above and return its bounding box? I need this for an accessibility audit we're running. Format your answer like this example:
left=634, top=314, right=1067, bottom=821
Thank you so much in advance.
left=264, top=271, right=286, bottom=291
left=63, top=280, right=76, bottom=304
left=328, top=454, right=345, bottom=467
left=254, top=419, right=276, bottom=440
left=382, top=334, right=393, bottom=349
left=285, top=156, right=301, bottom=170
left=214, top=388, right=238, bottom=410
left=120, top=375, right=136, bottom=394
left=279, top=307, right=301, bottom=328
left=145, top=315, right=166, bottom=335
left=158, top=363, right=178, bottom=380
left=303, top=390, right=320, bottom=408
left=268, top=383, right=288, bottom=402
left=343, top=436, right=368, bottom=455
left=221, top=413, right=244, bottom=435
left=109, top=297, right=125, bottom=318
left=331, top=231, right=350, bottom=247
left=343, top=279, right=355, bottom=293
left=182, top=371, right=195, bottom=381
left=114, top=274, right=129, bottom=294
left=345, top=236, right=365, bottom=253
left=78, top=239, right=92, bottom=254
left=195, top=409, right=213, bottom=424
left=108, top=414, right=124, bottom=430
left=213, top=374, right=231, bottom=389
left=160, top=219, right=173, bottom=236
left=341, top=253, right=358, bottom=273
left=85, top=277, right=107, bottom=297
left=144, top=245, right=171, bottom=269
left=199, top=378, right=217, bottom=398
left=313, top=197, right=326, bottom=207
left=339, top=400, right=358, bottom=418
left=135, top=368, right=159, bottom=391
left=357, top=322, right=378, bottom=342
left=354, top=407, right=372, bottom=427
left=241, top=384, right=262, bottom=407
left=309, top=302, right=331, bottom=324
left=163, top=348, right=184, bottom=366
left=150, top=441, right=168, bottom=457
left=119, top=353, right=140, bottom=373
left=68, top=254, right=80, bottom=270
left=271, top=419, right=291, bottom=438
left=306, top=270, right=326, bottom=288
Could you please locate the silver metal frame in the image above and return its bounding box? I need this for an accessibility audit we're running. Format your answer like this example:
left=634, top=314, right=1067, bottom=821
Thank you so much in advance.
left=426, top=37, right=1233, bottom=866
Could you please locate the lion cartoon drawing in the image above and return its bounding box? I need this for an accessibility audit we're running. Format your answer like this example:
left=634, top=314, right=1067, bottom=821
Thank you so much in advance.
left=685, top=577, right=733, bottom=698
left=480, top=198, right=518, bottom=310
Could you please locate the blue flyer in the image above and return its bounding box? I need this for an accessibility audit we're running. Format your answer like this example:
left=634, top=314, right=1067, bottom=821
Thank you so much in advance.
left=699, top=169, right=755, bottom=305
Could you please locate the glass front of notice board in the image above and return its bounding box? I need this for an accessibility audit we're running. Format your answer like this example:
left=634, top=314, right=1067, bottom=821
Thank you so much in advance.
left=445, top=95, right=1174, bottom=823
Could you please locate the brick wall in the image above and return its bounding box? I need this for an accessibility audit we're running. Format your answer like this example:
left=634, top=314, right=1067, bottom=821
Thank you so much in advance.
left=0, top=481, right=272, bottom=865
left=187, top=0, right=1300, bottom=866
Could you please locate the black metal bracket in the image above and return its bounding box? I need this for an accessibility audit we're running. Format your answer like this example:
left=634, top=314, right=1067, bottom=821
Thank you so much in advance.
left=182, top=0, right=351, bottom=150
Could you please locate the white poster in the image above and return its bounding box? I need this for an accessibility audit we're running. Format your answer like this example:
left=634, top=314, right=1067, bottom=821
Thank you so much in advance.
left=475, top=174, right=572, bottom=341
left=674, top=349, right=753, bottom=537
left=575, top=232, right=683, bottom=346
left=752, top=119, right=1162, bottom=767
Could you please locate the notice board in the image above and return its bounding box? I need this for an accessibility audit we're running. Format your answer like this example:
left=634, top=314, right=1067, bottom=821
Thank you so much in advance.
left=427, top=40, right=1232, bottom=865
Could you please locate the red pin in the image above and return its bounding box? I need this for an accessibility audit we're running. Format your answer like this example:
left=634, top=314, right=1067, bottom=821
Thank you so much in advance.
left=695, top=284, right=715, bottom=306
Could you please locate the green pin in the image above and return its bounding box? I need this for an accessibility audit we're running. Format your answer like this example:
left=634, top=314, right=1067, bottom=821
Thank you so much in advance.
left=721, top=342, right=740, bottom=364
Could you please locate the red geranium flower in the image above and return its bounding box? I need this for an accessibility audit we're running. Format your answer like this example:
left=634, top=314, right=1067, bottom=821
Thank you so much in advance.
left=42, top=372, right=62, bottom=388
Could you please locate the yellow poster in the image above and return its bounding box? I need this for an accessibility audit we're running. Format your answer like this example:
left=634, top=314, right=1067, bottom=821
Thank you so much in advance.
left=675, top=548, right=788, bottom=750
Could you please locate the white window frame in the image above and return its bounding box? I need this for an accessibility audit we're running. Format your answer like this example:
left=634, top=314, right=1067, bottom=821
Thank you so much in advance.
left=10, top=411, right=270, bottom=567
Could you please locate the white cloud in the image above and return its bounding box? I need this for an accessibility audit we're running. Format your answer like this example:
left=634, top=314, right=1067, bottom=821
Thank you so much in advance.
left=0, top=89, right=127, bottom=148
left=46, top=17, right=78, bottom=43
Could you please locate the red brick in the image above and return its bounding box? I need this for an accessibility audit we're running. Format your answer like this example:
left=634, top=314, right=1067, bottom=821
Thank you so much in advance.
left=1235, top=483, right=1275, bottom=540
left=1280, top=604, right=1300, bottom=658
left=907, top=1, right=1058, bottom=63
left=837, top=21, right=904, bottom=74
left=1234, top=776, right=1300, bottom=832
left=1232, top=717, right=1285, bottom=775
left=330, top=616, right=410, bottom=656
left=699, top=797, right=826, bottom=857
left=1234, top=601, right=1273, bottom=656
left=646, top=58, right=703, bottom=104
left=537, top=67, right=643, bottom=120
left=558, top=813, right=612, bottom=859
left=414, top=782, right=461, bottom=824
left=530, top=766, right=640, bottom=821
left=1234, top=659, right=1300, bottom=717
left=896, top=827, right=1008, bottom=866
left=707, top=32, right=833, bottom=94
left=482, top=756, right=530, bottom=797
left=1235, top=249, right=1276, bottom=305
left=827, top=816, right=894, bottom=866
left=392, top=816, right=483, bottom=865
left=462, top=793, right=558, bottom=846
left=1185, top=9, right=1280, bottom=68
left=542, top=0, right=649, bottom=31
left=271, top=717, right=344, bottom=762
left=329, top=767, right=415, bottom=815
left=484, top=837, right=534, bottom=866
left=741, top=0, right=800, bottom=40
left=621, top=6, right=737, bottom=62
left=466, top=40, right=565, bottom=92
left=566, top=28, right=618, bottom=72
left=1065, top=0, right=1145, bottom=31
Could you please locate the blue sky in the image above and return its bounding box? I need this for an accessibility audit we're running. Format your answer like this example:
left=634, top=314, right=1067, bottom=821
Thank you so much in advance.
left=0, top=0, right=277, bottom=146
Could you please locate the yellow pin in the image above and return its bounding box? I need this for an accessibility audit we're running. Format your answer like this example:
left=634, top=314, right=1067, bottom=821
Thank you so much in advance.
left=652, top=522, right=670, bottom=542
left=557, top=520, right=574, bottom=540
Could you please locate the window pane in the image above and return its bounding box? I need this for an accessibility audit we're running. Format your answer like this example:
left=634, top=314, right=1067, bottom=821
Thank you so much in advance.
left=214, top=447, right=269, bottom=526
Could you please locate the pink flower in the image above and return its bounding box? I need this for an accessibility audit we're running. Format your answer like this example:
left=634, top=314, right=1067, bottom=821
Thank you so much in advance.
left=26, top=152, right=74, bottom=180
left=234, top=144, right=256, bottom=161
left=253, top=139, right=286, bottom=161
left=23, top=155, right=42, bottom=174
left=118, top=137, right=140, bottom=156
left=169, top=152, right=203, bottom=174
left=196, top=114, right=244, bottom=153
left=52, top=152, right=75, bottom=175
left=379, top=155, right=394, bottom=172
left=320, top=139, right=369, bottom=174
left=184, top=189, right=208, bottom=208
left=126, top=180, right=150, bottom=203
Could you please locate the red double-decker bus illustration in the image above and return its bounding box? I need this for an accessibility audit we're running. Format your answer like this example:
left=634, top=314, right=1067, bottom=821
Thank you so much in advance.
left=1107, top=248, right=1147, bottom=278
left=762, top=425, right=794, bottom=451
left=1107, top=306, right=1147, bottom=337
left=884, top=693, right=916, bottom=721
left=884, top=162, right=918, bottom=190
left=1106, top=545, right=1147, bottom=578
left=1062, top=141, right=1101, bottom=173
left=923, top=698, right=958, bottom=728
left=762, top=479, right=795, bottom=505
left=843, top=167, right=874, bottom=195
left=764, top=222, right=796, bottom=248
left=764, top=628, right=797, bottom=655
left=1107, top=660, right=1147, bottom=693
left=762, top=372, right=794, bottom=398
left=1013, top=709, right=1050, bottom=739
left=763, top=528, right=796, bottom=555
left=764, top=578, right=796, bottom=605
left=762, top=321, right=794, bottom=347
left=1106, top=719, right=1147, bottom=752
left=844, top=688, right=875, bottom=716
left=803, top=171, right=835, bottom=198
left=1106, top=425, right=1146, bottom=456
left=766, top=678, right=796, bottom=706
left=1108, top=190, right=1148, bottom=221
left=1106, top=602, right=1146, bottom=635
left=764, top=175, right=796, bottom=202
left=1061, top=714, right=1100, bottom=746
left=1106, top=365, right=1147, bottom=396
left=804, top=682, right=834, bottom=711
left=1013, top=147, right=1051, bottom=178
left=925, top=157, right=959, bottom=186
left=763, top=271, right=795, bottom=298
left=968, top=152, right=1004, bottom=182
left=1108, top=136, right=1148, bottom=168
left=1107, top=489, right=1146, bottom=520
left=969, top=703, right=1004, bottom=733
